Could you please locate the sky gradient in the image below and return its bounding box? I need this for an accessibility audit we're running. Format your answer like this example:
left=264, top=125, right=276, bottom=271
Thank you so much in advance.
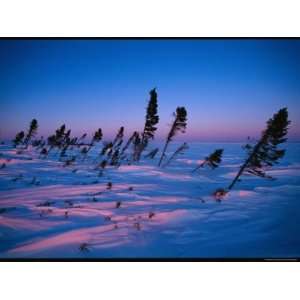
left=1, top=39, right=300, bottom=142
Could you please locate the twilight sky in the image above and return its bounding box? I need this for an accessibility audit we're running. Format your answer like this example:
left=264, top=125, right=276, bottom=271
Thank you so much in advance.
left=0, top=39, right=300, bottom=142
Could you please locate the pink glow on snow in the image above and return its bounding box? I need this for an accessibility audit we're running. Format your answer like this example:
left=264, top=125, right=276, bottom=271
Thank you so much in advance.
left=238, top=190, right=257, bottom=197
left=9, top=223, right=127, bottom=254
left=0, top=216, right=67, bottom=231
left=0, top=183, right=156, bottom=206
left=176, top=158, right=204, bottom=165
left=152, top=209, right=189, bottom=224
left=149, top=170, right=193, bottom=181
left=117, top=165, right=156, bottom=172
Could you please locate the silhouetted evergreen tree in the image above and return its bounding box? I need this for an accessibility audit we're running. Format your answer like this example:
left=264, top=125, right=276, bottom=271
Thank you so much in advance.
left=82, top=128, right=103, bottom=159
left=60, top=129, right=72, bottom=157
left=61, top=140, right=71, bottom=158
left=132, top=132, right=141, bottom=162
left=192, top=149, right=223, bottom=173
left=95, top=159, right=107, bottom=176
left=100, top=127, right=124, bottom=162
left=13, top=131, right=25, bottom=147
left=47, top=124, right=67, bottom=154
left=24, top=119, right=38, bottom=147
left=158, top=107, right=187, bottom=166
left=32, top=136, right=45, bottom=149
left=136, top=88, right=159, bottom=160
left=163, top=142, right=189, bottom=167
left=64, top=129, right=71, bottom=142
left=112, top=127, right=124, bottom=148
left=142, top=88, right=159, bottom=140
left=110, top=149, right=120, bottom=166
left=93, top=128, right=103, bottom=143
left=120, top=131, right=138, bottom=160
left=78, top=133, right=87, bottom=146
left=100, top=142, right=113, bottom=156
left=47, top=135, right=57, bottom=152
left=54, top=124, right=66, bottom=147
left=227, top=108, right=290, bottom=191
left=69, top=137, right=78, bottom=150
left=100, top=159, right=107, bottom=169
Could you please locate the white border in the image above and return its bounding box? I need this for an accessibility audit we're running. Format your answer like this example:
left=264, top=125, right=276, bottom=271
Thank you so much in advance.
left=0, top=0, right=299, bottom=37
left=1, top=262, right=300, bottom=300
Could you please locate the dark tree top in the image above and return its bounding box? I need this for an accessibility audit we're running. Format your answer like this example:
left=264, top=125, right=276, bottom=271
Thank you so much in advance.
left=142, top=88, right=159, bottom=142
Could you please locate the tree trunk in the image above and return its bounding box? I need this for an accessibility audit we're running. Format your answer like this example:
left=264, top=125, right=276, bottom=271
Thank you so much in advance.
left=191, top=161, right=205, bottom=173
left=158, top=140, right=169, bottom=167
left=227, top=140, right=263, bottom=190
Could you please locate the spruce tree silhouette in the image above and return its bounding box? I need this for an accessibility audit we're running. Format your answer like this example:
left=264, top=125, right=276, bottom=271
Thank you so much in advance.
left=110, top=149, right=120, bottom=166
left=101, top=142, right=113, bottom=156
left=83, top=128, right=103, bottom=158
left=112, top=127, right=124, bottom=148
left=227, top=107, right=290, bottom=191
left=47, top=124, right=67, bottom=154
left=96, top=159, right=107, bottom=176
left=132, top=132, right=142, bottom=162
left=163, top=142, right=189, bottom=167
left=24, top=119, right=38, bottom=147
left=60, top=129, right=73, bottom=158
left=137, top=88, right=159, bottom=160
left=158, top=107, right=187, bottom=167
left=120, top=131, right=138, bottom=160
left=13, top=131, right=25, bottom=147
left=192, top=149, right=223, bottom=173
left=78, top=133, right=87, bottom=145
left=93, top=128, right=103, bottom=143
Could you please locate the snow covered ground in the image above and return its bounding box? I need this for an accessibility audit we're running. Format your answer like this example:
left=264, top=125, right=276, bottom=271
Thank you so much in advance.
left=0, top=142, right=299, bottom=258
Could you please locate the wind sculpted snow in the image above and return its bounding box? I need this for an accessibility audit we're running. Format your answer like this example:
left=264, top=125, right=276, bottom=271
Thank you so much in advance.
left=0, top=142, right=300, bottom=258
